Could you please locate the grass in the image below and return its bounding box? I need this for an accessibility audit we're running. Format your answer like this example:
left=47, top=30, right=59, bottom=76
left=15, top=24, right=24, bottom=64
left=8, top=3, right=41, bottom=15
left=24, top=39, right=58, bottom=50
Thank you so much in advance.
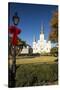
left=16, top=63, right=58, bottom=87
left=16, top=56, right=57, bottom=65
left=9, top=56, right=58, bottom=87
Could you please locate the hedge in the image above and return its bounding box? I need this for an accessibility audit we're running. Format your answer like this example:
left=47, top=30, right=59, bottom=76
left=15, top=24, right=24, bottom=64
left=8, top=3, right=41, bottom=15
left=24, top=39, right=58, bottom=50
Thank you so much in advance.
left=16, top=63, right=58, bottom=87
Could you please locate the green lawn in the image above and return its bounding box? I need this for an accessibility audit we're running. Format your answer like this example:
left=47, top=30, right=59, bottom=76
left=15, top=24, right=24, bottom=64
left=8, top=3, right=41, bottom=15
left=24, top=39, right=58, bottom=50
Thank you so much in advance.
left=15, top=56, right=58, bottom=87
left=16, top=56, right=57, bottom=64
left=9, top=56, right=58, bottom=87
left=16, top=63, right=58, bottom=87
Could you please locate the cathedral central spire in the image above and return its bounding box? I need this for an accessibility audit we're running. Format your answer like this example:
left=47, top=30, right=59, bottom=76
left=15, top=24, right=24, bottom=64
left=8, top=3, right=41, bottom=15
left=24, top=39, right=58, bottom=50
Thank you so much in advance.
left=33, top=35, right=36, bottom=42
left=40, top=23, right=44, bottom=34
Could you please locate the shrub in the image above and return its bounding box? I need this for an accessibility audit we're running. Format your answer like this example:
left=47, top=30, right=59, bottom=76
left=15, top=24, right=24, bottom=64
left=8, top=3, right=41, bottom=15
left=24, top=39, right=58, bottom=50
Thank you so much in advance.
left=50, top=47, right=58, bottom=56
left=16, top=63, right=58, bottom=87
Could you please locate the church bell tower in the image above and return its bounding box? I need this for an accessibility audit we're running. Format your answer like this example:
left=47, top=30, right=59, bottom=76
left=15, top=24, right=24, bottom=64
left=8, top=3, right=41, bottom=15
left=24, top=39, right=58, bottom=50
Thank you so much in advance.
left=33, top=35, right=37, bottom=53
left=40, top=23, right=44, bottom=41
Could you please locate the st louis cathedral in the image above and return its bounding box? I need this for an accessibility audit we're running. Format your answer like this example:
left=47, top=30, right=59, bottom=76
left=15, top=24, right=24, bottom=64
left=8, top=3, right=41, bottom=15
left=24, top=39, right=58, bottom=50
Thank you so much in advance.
left=33, top=24, right=51, bottom=54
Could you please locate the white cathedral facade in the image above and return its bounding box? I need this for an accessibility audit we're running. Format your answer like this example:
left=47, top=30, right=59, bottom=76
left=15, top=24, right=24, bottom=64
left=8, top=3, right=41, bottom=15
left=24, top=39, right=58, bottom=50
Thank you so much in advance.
left=33, top=24, right=51, bottom=54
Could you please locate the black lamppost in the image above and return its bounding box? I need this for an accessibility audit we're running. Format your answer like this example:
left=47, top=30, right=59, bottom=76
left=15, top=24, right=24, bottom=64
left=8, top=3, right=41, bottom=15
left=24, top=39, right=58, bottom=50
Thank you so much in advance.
left=13, top=12, right=20, bottom=87
left=9, top=12, right=20, bottom=87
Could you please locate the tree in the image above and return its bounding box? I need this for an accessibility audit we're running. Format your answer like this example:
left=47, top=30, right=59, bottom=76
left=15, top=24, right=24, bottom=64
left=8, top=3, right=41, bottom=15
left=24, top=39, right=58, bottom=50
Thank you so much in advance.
left=49, top=11, right=58, bottom=43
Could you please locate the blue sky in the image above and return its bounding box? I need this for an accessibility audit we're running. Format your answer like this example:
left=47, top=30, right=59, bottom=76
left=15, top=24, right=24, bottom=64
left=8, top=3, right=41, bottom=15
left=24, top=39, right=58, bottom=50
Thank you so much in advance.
left=8, top=3, right=58, bottom=47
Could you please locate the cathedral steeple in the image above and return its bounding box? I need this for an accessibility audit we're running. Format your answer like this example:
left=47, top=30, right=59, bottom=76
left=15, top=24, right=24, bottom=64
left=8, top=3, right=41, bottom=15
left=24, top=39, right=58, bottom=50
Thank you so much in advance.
left=40, top=23, right=44, bottom=41
left=40, top=23, right=44, bottom=34
left=33, top=35, right=36, bottom=42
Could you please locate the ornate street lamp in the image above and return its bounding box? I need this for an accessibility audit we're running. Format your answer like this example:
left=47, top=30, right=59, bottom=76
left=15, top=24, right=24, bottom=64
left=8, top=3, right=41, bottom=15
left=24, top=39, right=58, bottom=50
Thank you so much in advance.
left=12, top=12, right=20, bottom=87
left=8, top=12, right=21, bottom=87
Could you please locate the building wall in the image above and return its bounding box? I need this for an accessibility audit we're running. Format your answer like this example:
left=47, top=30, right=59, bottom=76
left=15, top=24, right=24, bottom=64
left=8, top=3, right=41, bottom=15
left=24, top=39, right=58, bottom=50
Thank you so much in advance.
left=21, top=46, right=33, bottom=54
left=33, top=34, right=51, bottom=54
left=21, top=48, right=29, bottom=54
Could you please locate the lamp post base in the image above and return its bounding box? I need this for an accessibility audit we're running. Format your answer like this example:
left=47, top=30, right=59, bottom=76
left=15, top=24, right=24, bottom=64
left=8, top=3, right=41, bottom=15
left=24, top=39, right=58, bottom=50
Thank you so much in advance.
left=8, top=45, right=16, bottom=87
